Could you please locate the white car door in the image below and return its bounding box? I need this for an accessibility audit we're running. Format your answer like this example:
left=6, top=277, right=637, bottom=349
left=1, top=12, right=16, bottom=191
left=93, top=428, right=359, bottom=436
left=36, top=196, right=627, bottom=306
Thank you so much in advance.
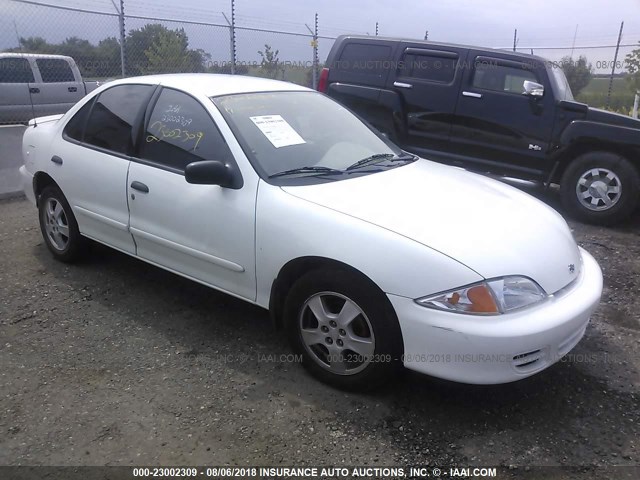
left=50, top=83, right=156, bottom=254
left=127, top=87, right=257, bottom=301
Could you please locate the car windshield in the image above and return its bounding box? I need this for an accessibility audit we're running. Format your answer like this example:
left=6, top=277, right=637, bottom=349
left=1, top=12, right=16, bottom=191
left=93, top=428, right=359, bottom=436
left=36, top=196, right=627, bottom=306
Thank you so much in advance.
left=212, top=91, right=408, bottom=184
left=548, top=64, right=575, bottom=101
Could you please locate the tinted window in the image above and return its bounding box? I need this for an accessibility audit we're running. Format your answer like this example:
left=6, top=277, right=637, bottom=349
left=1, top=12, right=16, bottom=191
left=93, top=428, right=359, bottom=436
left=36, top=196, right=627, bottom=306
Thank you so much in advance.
left=84, top=84, right=154, bottom=155
left=400, top=53, right=457, bottom=83
left=0, top=58, right=34, bottom=83
left=336, top=43, right=392, bottom=76
left=140, top=88, right=233, bottom=172
left=36, top=59, right=75, bottom=83
left=473, top=61, right=537, bottom=94
left=63, top=99, right=95, bottom=141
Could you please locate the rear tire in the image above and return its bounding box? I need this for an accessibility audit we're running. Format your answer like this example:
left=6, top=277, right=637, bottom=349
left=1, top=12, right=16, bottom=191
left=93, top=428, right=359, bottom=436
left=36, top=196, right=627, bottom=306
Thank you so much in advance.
left=38, top=185, right=87, bottom=262
left=560, top=151, right=640, bottom=225
left=284, top=268, right=403, bottom=391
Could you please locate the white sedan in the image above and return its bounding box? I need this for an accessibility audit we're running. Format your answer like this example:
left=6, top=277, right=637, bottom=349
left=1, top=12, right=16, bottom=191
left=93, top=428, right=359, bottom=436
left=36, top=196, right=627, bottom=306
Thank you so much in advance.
left=19, top=74, right=603, bottom=390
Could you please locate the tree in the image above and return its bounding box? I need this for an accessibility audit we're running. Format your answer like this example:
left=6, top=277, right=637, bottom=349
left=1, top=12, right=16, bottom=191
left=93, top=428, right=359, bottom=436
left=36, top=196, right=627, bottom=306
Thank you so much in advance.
left=625, top=44, right=640, bottom=93
left=560, top=55, right=593, bottom=96
left=257, top=44, right=281, bottom=79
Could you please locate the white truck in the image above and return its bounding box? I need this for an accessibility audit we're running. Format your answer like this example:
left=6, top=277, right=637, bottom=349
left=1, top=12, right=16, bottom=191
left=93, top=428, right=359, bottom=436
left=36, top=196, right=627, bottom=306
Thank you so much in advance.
left=0, top=53, right=102, bottom=124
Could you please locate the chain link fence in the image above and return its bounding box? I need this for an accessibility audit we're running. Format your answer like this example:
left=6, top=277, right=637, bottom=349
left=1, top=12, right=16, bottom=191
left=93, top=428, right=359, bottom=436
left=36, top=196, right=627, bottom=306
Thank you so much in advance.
left=1, top=0, right=639, bottom=124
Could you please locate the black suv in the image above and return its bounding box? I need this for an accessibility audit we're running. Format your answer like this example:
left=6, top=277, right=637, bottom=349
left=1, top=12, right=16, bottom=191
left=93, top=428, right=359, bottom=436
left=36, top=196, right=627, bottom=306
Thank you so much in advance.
left=319, top=35, right=640, bottom=225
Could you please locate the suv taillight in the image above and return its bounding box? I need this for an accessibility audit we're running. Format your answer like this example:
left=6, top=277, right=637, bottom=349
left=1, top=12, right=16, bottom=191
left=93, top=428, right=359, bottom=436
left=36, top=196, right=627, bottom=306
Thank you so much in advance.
left=317, top=67, right=329, bottom=92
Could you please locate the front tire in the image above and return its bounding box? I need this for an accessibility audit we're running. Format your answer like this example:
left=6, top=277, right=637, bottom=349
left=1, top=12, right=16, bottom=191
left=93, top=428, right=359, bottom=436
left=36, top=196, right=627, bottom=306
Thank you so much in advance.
left=284, top=268, right=403, bottom=391
left=38, top=185, right=86, bottom=262
left=560, top=152, right=640, bottom=225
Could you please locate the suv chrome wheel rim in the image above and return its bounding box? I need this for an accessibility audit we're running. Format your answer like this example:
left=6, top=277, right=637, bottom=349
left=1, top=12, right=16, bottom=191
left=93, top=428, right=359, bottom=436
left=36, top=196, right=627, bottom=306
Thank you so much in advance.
left=576, top=168, right=622, bottom=211
left=43, top=198, right=70, bottom=251
left=299, top=292, right=375, bottom=375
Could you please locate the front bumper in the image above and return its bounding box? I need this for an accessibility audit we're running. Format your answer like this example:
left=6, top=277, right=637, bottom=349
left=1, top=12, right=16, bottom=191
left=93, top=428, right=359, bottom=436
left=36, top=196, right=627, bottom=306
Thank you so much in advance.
left=388, top=247, right=603, bottom=384
left=19, top=165, right=36, bottom=205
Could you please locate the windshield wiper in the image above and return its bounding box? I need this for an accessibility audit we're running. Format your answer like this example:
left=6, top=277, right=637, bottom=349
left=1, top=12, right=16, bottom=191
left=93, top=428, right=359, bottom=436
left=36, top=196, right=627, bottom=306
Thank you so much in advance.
left=346, top=153, right=416, bottom=171
left=268, top=166, right=344, bottom=179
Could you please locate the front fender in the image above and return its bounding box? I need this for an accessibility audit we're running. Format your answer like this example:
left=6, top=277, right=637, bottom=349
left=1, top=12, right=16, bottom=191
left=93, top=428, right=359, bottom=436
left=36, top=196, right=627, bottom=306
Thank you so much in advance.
left=255, top=182, right=482, bottom=308
left=560, top=120, right=640, bottom=150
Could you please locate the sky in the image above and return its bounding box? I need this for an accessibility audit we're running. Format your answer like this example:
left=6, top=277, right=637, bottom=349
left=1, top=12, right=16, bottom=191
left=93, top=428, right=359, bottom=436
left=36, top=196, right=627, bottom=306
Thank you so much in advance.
left=2, top=0, right=640, bottom=71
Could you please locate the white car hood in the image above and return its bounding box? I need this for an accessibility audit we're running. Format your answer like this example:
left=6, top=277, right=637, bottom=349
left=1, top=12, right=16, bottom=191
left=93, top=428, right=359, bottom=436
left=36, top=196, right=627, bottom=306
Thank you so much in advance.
left=282, top=159, right=582, bottom=294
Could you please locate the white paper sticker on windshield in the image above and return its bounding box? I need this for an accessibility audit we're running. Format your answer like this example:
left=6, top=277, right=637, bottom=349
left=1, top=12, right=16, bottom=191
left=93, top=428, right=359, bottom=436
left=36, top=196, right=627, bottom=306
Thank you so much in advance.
left=249, top=115, right=306, bottom=148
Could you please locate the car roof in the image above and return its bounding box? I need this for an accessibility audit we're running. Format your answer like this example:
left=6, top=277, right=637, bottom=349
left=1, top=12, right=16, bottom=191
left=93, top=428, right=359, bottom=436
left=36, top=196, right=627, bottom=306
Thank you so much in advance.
left=334, top=35, right=550, bottom=64
left=0, top=52, right=73, bottom=60
left=107, top=73, right=311, bottom=97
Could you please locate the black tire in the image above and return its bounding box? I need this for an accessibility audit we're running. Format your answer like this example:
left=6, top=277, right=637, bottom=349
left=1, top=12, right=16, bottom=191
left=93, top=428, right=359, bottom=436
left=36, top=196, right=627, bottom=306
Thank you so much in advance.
left=560, top=151, right=640, bottom=225
left=284, top=268, right=403, bottom=391
left=38, top=185, right=87, bottom=262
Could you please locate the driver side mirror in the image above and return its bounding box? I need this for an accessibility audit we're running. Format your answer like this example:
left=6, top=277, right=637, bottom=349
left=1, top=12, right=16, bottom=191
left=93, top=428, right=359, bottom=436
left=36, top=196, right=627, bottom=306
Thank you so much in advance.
left=184, top=160, right=242, bottom=189
left=523, top=80, right=544, bottom=97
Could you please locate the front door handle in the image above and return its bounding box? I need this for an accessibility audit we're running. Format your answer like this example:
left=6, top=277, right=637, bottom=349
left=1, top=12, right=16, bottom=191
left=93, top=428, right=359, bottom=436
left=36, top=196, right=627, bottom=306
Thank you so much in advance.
left=130, top=181, right=149, bottom=193
left=50, top=155, right=63, bottom=165
left=29, top=87, right=40, bottom=94
left=68, top=86, right=78, bottom=92
left=393, top=81, right=413, bottom=89
left=462, top=91, right=483, bottom=98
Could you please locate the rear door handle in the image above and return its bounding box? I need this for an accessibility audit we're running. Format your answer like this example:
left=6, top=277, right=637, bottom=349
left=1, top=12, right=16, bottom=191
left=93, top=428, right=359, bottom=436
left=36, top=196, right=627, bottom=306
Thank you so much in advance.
left=68, top=86, right=78, bottom=92
left=29, top=87, right=40, bottom=94
left=393, top=81, right=413, bottom=89
left=462, top=91, right=483, bottom=98
left=50, top=155, right=63, bottom=165
left=130, top=181, right=149, bottom=193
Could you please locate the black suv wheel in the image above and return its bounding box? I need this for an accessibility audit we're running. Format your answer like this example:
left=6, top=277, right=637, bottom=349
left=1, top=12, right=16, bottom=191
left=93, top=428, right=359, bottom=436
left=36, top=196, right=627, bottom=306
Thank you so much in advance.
left=560, top=151, right=640, bottom=225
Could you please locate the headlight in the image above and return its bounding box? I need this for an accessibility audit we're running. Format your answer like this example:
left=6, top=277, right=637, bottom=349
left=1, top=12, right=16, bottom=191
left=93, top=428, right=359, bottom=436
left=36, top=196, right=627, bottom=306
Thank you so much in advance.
left=415, top=276, right=546, bottom=315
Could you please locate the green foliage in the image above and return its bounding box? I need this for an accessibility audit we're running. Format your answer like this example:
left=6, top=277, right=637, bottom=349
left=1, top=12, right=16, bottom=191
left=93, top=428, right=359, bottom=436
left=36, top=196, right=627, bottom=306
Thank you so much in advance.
left=257, top=44, right=281, bottom=79
left=560, top=55, right=593, bottom=96
left=9, top=24, right=209, bottom=79
left=126, top=24, right=208, bottom=75
left=577, top=76, right=635, bottom=112
left=10, top=36, right=121, bottom=78
left=624, top=43, right=640, bottom=93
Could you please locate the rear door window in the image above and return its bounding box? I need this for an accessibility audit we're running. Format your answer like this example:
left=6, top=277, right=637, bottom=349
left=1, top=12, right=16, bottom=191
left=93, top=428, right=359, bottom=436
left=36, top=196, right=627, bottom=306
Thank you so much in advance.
left=36, top=58, right=76, bottom=83
left=0, top=58, right=34, bottom=83
left=400, top=51, right=458, bottom=83
left=83, top=84, right=155, bottom=155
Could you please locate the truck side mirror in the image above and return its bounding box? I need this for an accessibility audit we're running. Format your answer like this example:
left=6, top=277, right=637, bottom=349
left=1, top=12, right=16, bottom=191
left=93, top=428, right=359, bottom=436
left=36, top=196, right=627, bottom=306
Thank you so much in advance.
left=523, top=80, right=544, bottom=97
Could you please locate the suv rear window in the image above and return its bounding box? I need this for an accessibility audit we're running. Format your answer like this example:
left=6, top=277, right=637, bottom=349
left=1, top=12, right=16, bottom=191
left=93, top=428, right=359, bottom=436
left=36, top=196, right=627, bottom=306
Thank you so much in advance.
left=336, top=43, right=392, bottom=76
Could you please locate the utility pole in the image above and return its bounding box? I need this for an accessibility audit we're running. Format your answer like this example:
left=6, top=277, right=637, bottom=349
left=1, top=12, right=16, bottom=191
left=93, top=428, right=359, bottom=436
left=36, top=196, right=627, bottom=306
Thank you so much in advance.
left=111, top=0, right=126, bottom=77
left=570, top=24, right=579, bottom=59
left=306, top=13, right=319, bottom=89
left=222, top=0, right=237, bottom=74
left=513, top=28, right=518, bottom=52
left=606, top=21, right=624, bottom=109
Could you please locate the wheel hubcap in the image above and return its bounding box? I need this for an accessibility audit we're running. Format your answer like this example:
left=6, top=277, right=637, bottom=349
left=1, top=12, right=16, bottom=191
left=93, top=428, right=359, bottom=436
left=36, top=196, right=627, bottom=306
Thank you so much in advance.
left=576, top=168, right=622, bottom=211
left=43, top=198, right=70, bottom=251
left=298, top=292, right=375, bottom=376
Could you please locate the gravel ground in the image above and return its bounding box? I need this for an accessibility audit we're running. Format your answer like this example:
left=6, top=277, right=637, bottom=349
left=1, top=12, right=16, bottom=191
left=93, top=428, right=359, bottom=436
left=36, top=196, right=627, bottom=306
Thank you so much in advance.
left=0, top=192, right=639, bottom=478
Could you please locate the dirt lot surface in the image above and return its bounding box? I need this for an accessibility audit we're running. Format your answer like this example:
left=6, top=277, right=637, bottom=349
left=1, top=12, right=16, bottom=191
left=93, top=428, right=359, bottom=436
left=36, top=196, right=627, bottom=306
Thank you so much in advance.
left=1, top=192, right=639, bottom=479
